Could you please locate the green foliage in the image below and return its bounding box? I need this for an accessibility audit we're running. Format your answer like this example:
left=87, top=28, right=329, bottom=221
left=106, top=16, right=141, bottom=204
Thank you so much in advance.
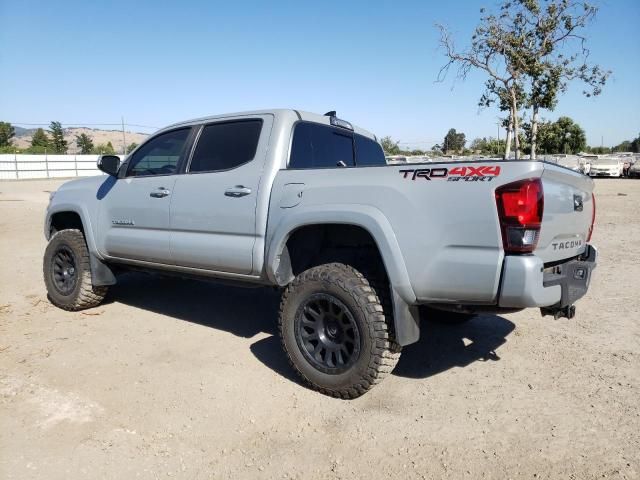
left=438, top=0, right=610, bottom=159
left=632, top=133, right=640, bottom=153
left=535, top=116, right=587, bottom=154
left=75, top=133, right=94, bottom=154
left=380, top=136, right=401, bottom=155
left=0, top=122, right=16, bottom=147
left=443, top=128, right=466, bottom=153
left=470, top=137, right=506, bottom=155
left=93, top=141, right=116, bottom=155
left=48, top=121, right=68, bottom=153
left=584, top=146, right=610, bottom=154
left=126, top=142, right=138, bottom=154
left=31, top=128, right=50, bottom=148
left=0, top=145, right=19, bottom=153
left=605, top=133, right=640, bottom=153
left=23, top=145, right=48, bottom=154
left=613, top=140, right=632, bottom=153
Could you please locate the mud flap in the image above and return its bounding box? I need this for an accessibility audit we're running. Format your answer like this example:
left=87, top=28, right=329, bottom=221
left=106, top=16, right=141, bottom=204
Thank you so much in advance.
left=90, top=254, right=117, bottom=286
left=392, top=289, right=420, bottom=346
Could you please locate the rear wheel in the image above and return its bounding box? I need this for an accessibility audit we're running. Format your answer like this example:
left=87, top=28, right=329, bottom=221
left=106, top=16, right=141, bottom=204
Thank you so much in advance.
left=43, top=229, right=107, bottom=311
left=279, top=263, right=401, bottom=398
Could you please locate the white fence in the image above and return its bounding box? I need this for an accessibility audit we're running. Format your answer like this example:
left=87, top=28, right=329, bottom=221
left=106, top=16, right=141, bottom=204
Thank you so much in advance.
left=0, top=154, right=113, bottom=180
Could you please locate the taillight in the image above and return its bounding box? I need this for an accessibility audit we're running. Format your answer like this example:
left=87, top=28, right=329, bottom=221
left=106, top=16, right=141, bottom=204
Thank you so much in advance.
left=495, top=178, right=544, bottom=253
left=587, top=192, right=596, bottom=242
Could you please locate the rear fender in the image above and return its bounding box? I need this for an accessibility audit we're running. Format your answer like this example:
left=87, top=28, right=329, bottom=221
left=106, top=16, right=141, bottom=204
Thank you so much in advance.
left=265, top=205, right=420, bottom=345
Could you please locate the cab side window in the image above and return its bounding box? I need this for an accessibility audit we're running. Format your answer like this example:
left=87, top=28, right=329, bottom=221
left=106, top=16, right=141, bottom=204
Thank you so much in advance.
left=127, top=128, right=191, bottom=177
left=354, top=133, right=386, bottom=166
left=189, top=120, right=263, bottom=173
left=289, top=122, right=355, bottom=169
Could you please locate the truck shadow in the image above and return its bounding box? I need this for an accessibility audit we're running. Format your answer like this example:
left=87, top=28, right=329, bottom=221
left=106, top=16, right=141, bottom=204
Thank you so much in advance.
left=393, top=315, right=515, bottom=379
left=110, top=273, right=515, bottom=384
left=110, top=272, right=281, bottom=338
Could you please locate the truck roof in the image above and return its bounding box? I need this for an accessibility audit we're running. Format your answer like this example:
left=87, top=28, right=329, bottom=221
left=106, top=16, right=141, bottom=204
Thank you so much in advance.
left=163, top=109, right=378, bottom=141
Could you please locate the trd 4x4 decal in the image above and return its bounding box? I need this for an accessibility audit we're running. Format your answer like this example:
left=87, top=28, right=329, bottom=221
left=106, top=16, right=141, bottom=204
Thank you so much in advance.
left=399, top=165, right=501, bottom=182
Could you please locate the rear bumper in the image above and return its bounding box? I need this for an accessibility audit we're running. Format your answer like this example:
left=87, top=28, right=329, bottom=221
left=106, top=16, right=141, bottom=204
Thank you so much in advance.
left=498, top=245, right=597, bottom=308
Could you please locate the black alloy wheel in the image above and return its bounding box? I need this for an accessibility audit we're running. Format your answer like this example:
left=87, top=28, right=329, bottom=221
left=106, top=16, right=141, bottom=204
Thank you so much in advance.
left=295, top=293, right=361, bottom=374
left=51, top=245, right=78, bottom=295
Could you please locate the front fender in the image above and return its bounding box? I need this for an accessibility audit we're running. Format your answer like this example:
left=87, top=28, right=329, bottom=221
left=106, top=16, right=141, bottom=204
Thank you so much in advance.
left=45, top=202, right=100, bottom=256
left=45, top=201, right=116, bottom=287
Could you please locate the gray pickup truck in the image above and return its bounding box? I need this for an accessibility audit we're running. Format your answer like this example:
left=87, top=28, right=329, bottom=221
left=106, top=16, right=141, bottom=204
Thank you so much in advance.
left=43, top=109, right=597, bottom=398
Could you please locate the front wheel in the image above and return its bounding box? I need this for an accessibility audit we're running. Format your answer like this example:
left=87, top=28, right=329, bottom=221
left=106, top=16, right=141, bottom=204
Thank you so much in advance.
left=43, top=229, right=108, bottom=311
left=279, top=263, right=401, bottom=399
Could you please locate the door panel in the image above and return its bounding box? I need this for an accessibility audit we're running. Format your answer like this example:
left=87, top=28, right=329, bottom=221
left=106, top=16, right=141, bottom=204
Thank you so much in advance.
left=96, top=127, right=192, bottom=262
left=169, top=115, right=273, bottom=274
left=97, top=176, right=177, bottom=261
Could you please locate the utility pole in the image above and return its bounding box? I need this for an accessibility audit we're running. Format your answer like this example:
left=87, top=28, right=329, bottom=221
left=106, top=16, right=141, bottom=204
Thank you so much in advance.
left=121, top=117, right=127, bottom=156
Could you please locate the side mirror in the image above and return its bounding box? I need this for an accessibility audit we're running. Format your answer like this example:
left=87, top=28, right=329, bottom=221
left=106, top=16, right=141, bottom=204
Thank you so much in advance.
left=97, top=155, right=121, bottom=177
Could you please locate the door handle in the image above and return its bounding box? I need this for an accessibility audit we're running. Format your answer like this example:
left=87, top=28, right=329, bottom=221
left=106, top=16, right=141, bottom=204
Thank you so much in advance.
left=150, top=187, right=171, bottom=198
left=224, top=185, right=252, bottom=197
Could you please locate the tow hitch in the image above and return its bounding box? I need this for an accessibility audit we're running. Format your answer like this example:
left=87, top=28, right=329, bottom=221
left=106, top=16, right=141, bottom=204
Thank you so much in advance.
left=540, top=305, right=576, bottom=320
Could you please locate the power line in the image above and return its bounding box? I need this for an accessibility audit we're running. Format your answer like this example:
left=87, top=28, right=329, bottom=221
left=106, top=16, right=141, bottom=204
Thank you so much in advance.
left=8, top=122, right=159, bottom=130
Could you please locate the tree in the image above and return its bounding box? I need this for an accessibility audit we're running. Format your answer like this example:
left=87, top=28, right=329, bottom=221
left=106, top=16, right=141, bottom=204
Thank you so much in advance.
left=613, top=140, right=632, bottom=153
left=535, top=116, right=586, bottom=154
left=48, top=121, right=68, bottom=153
left=513, top=0, right=609, bottom=159
left=632, top=133, right=640, bottom=154
left=586, top=146, right=610, bottom=154
left=380, top=136, right=401, bottom=155
left=438, top=9, right=527, bottom=159
left=438, top=0, right=609, bottom=160
left=75, top=133, right=94, bottom=154
left=470, top=137, right=505, bottom=156
left=93, top=141, right=116, bottom=154
left=443, top=128, right=466, bottom=153
left=126, top=142, right=138, bottom=154
left=0, top=122, right=15, bottom=147
left=31, top=128, right=50, bottom=149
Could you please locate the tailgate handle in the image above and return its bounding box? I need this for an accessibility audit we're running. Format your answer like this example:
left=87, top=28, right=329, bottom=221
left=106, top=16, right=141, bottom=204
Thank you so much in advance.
left=573, top=195, right=583, bottom=212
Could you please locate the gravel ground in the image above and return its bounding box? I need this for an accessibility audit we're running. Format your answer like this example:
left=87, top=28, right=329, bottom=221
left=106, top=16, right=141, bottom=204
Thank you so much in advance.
left=0, top=177, right=638, bottom=480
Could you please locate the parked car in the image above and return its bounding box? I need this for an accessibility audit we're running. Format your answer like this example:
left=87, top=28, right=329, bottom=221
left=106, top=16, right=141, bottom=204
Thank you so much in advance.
left=627, top=159, right=640, bottom=178
left=385, top=155, right=408, bottom=164
left=406, top=156, right=432, bottom=163
left=588, top=158, right=624, bottom=177
left=43, top=109, right=598, bottom=398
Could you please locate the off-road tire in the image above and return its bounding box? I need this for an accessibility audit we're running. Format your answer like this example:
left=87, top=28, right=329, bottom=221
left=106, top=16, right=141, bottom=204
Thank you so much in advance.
left=43, top=229, right=107, bottom=311
left=279, top=263, right=401, bottom=399
left=419, top=305, right=475, bottom=325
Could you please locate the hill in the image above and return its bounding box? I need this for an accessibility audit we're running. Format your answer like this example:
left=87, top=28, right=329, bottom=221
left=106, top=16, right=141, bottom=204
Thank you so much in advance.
left=12, top=127, right=149, bottom=153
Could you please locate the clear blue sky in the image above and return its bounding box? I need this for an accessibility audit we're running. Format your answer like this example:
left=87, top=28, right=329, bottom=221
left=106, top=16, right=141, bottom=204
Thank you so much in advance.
left=1, top=0, right=638, bottom=147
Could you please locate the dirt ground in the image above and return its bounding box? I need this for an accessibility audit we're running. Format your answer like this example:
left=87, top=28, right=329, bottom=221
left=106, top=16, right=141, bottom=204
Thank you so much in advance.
left=1, top=177, right=638, bottom=480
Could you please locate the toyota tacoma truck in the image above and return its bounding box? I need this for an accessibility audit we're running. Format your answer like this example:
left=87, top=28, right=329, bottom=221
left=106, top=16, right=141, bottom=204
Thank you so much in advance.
left=43, top=109, right=597, bottom=398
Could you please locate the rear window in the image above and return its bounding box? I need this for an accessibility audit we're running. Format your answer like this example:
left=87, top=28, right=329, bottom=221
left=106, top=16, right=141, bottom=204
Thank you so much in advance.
left=189, top=120, right=262, bottom=173
left=355, top=134, right=385, bottom=166
left=289, top=122, right=354, bottom=169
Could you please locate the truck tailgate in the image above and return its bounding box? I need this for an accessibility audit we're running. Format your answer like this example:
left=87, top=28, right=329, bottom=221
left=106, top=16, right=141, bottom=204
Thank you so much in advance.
left=536, top=163, right=595, bottom=263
